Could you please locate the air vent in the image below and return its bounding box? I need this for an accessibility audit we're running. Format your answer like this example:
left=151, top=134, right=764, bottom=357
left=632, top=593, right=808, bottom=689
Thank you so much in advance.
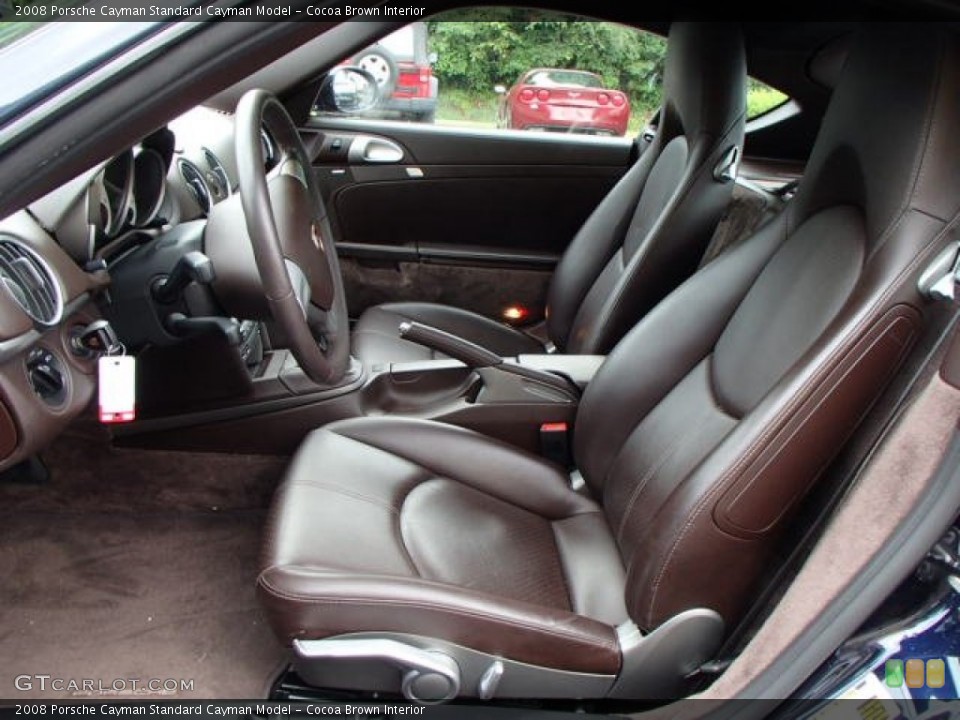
left=202, top=148, right=231, bottom=201
left=178, top=158, right=212, bottom=215
left=0, top=236, right=63, bottom=326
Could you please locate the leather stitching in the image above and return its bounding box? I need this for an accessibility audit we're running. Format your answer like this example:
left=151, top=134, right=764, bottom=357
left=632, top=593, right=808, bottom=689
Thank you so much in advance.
left=614, top=411, right=703, bottom=547
left=329, top=425, right=586, bottom=518
left=287, top=476, right=426, bottom=577
left=644, top=213, right=959, bottom=626
left=257, top=575, right=618, bottom=653
left=719, top=310, right=917, bottom=537
left=288, top=479, right=403, bottom=514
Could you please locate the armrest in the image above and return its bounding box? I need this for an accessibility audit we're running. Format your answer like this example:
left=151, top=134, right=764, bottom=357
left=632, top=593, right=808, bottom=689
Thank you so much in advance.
left=517, top=354, right=605, bottom=390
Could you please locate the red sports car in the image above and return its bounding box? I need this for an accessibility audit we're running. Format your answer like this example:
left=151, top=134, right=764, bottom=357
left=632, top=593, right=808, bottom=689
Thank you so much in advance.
left=496, top=68, right=631, bottom=135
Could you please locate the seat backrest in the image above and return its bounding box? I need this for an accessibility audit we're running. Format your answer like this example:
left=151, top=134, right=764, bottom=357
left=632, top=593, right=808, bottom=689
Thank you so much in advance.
left=575, top=23, right=960, bottom=632
left=546, top=22, right=747, bottom=354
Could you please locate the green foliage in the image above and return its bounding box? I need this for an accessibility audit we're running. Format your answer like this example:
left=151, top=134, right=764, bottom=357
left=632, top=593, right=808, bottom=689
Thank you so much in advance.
left=428, top=12, right=667, bottom=118
left=0, top=0, right=50, bottom=52
left=746, top=81, right=788, bottom=118
left=0, top=22, right=42, bottom=51
left=436, top=87, right=499, bottom=126
left=427, top=13, right=790, bottom=129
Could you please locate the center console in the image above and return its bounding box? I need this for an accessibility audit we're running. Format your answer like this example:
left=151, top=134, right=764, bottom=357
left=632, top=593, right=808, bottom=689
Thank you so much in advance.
left=364, top=352, right=604, bottom=453
left=113, top=319, right=604, bottom=456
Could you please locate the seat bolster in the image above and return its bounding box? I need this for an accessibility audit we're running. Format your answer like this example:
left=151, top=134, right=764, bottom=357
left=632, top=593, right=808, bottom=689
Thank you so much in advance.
left=327, top=417, right=597, bottom=520
left=257, top=568, right=621, bottom=675
left=353, top=302, right=544, bottom=366
left=553, top=513, right=630, bottom=626
left=546, top=148, right=656, bottom=352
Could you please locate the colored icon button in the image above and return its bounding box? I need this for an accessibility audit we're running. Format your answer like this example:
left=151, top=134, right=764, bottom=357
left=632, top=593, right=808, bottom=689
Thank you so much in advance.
left=885, top=659, right=904, bottom=687
left=926, top=659, right=945, bottom=689
left=905, top=659, right=926, bottom=688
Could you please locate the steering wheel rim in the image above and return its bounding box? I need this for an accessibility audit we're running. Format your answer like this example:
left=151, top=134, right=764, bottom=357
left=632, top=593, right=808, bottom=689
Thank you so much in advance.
left=234, top=88, right=350, bottom=385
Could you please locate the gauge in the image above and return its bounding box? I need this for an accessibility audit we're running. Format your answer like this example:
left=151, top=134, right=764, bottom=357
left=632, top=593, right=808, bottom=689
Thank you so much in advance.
left=132, top=148, right=167, bottom=227
left=102, top=149, right=135, bottom=236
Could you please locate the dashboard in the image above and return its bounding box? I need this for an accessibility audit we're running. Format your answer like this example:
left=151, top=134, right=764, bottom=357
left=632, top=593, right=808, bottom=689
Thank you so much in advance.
left=0, top=106, right=266, bottom=471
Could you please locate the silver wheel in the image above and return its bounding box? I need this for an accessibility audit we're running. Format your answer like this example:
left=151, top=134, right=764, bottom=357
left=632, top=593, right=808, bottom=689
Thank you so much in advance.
left=357, top=52, right=394, bottom=88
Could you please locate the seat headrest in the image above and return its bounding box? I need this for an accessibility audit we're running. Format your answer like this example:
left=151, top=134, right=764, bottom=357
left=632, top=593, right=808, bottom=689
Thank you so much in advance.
left=791, top=24, right=960, bottom=243
left=660, top=22, right=747, bottom=140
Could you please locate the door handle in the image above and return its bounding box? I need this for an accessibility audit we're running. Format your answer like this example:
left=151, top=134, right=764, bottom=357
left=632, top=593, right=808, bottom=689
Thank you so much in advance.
left=348, top=135, right=405, bottom=164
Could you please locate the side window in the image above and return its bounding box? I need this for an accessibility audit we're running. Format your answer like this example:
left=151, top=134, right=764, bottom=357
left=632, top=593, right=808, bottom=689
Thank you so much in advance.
left=312, top=10, right=666, bottom=137
left=747, top=78, right=789, bottom=119
left=312, top=13, right=792, bottom=135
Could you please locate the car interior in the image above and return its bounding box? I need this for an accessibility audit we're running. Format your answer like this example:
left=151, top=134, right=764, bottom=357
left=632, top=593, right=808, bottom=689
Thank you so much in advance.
left=0, top=8, right=959, bottom=711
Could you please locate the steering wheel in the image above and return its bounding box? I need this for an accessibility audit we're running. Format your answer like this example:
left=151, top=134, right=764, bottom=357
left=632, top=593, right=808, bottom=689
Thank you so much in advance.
left=233, top=89, right=350, bottom=385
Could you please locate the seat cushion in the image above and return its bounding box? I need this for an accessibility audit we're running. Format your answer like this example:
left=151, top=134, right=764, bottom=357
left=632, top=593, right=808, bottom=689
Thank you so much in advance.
left=258, top=416, right=628, bottom=674
left=352, top=302, right=544, bottom=366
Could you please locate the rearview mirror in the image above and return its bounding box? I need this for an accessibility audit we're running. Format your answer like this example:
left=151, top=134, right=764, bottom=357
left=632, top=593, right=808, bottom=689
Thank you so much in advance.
left=316, top=67, right=380, bottom=114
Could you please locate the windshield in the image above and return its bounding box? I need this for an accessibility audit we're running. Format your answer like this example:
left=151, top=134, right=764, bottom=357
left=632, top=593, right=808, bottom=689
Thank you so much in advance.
left=525, top=70, right=603, bottom=88
left=0, top=21, right=159, bottom=129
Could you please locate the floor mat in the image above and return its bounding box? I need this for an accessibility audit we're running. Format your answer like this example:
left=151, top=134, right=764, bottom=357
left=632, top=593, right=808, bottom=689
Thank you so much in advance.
left=1, top=418, right=288, bottom=514
left=0, top=419, right=289, bottom=699
left=0, top=512, right=286, bottom=699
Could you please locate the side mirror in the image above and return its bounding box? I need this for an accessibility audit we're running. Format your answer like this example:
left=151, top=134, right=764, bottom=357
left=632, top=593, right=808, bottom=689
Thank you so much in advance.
left=494, top=85, right=507, bottom=95
left=316, top=66, right=380, bottom=114
left=428, top=51, right=438, bottom=65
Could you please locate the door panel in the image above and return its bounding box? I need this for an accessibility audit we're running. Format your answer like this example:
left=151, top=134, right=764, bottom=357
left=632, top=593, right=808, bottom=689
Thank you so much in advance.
left=303, top=118, right=634, bottom=322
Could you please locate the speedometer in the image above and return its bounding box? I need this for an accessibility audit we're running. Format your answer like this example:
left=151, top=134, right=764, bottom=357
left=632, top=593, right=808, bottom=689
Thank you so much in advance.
left=132, top=148, right=167, bottom=227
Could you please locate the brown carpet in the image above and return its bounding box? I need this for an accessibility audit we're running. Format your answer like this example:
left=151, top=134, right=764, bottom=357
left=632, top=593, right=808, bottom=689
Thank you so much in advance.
left=0, top=417, right=289, bottom=699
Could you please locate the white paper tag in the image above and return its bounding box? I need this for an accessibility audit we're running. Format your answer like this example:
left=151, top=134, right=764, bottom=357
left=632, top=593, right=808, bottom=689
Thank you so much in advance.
left=98, top=355, right=136, bottom=423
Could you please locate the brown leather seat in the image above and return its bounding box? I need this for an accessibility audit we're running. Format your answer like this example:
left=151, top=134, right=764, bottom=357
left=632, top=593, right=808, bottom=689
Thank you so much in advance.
left=352, top=22, right=747, bottom=365
left=260, top=24, right=960, bottom=700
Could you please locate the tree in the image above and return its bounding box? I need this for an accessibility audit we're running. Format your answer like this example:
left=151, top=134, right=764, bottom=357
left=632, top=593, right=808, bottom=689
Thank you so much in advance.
left=427, top=11, right=667, bottom=117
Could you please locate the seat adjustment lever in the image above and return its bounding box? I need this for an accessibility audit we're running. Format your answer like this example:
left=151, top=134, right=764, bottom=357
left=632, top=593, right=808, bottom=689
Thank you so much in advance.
left=293, top=638, right=461, bottom=703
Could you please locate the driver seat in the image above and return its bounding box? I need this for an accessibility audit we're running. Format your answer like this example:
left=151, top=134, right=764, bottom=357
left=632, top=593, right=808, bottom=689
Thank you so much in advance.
left=259, top=25, right=960, bottom=701
left=351, top=22, right=747, bottom=364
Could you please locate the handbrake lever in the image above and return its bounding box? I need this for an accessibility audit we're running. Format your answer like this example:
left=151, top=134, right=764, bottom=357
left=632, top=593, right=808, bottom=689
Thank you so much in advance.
left=398, top=321, right=501, bottom=368
left=398, top=321, right=578, bottom=400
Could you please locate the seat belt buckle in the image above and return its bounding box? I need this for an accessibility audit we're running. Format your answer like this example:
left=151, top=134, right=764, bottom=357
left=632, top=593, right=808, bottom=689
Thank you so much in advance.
left=540, top=422, right=571, bottom=468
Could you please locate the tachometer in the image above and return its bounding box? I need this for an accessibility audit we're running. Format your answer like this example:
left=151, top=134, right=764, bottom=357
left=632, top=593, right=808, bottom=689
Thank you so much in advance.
left=102, top=149, right=135, bottom=236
